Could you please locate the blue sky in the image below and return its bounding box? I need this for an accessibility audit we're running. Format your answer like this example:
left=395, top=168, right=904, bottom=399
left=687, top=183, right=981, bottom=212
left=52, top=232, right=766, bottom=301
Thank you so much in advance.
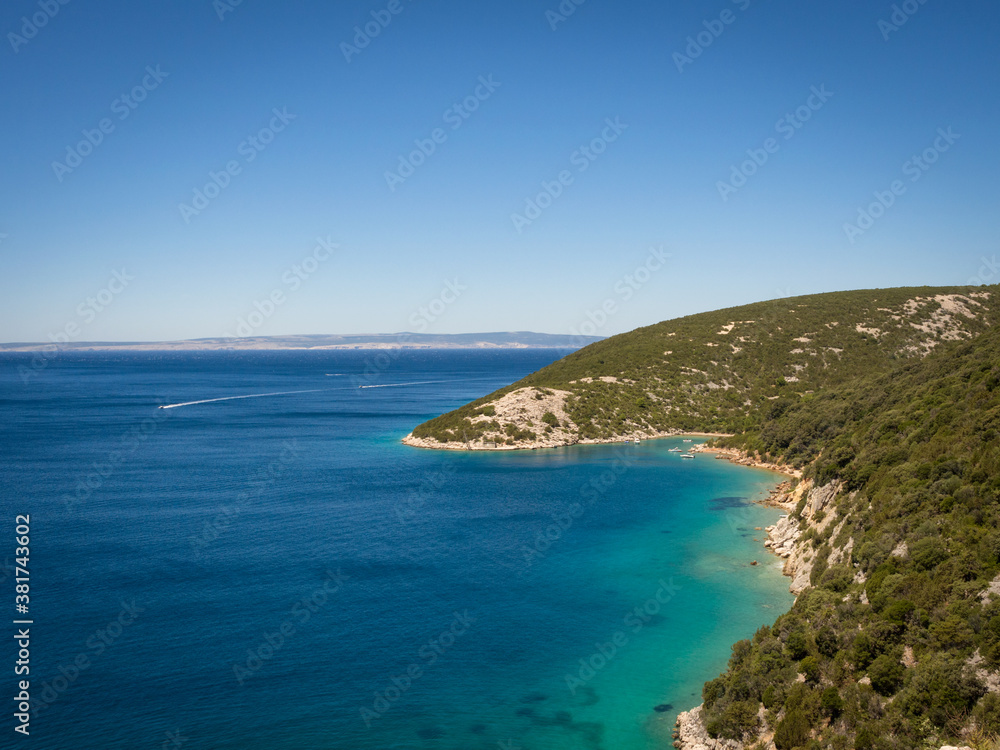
left=1, top=0, right=998, bottom=342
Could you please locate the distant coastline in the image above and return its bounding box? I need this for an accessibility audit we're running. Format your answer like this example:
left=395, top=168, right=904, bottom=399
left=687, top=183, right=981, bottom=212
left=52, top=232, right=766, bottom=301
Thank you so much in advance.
left=0, top=331, right=603, bottom=352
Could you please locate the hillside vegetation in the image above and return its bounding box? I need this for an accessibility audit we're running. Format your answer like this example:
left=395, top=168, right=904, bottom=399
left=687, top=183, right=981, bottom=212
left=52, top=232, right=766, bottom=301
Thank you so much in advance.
left=408, top=286, right=996, bottom=447
left=407, top=284, right=1000, bottom=747
left=693, top=304, right=1000, bottom=749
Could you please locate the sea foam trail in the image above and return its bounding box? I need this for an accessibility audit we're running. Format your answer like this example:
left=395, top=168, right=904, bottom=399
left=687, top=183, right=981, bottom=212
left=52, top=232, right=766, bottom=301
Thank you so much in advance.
left=358, top=377, right=498, bottom=389
left=158, top=389, right=328, bottom=409
left=161, top=377, right=491, bottom=407
left=358, top=380, right=454, bottom=389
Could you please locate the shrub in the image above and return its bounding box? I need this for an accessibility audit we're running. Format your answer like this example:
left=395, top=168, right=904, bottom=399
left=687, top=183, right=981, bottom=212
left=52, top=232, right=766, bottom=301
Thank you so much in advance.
left=718, top=700, right=759, bottom=740
left=800, top=656, right=821, bottom=684
left=816, top=627, right=839, bottom=658
left=882, top=599, right=915, bottom=626
left=911, top=537, right=947, bottom=571
left=820, top=686, right=843, bottom=718
left=929, top=614, right=974, bottom=649
left=703, top=676, right=725, bottom=709
left=973, top=691, right=1000, bottom=734
left=786, top=630, right=810, bottom=661
left=897, top=653, right=986, bottom=727
left=762, top=685, right=782, bottom=709
left=729, top=639, right=753, bottom=670
left=868, top=654, right=904, bottom=696
left=818, top=564, right=852, bottom=592
left=854, top=724, right=877, bottom=750
left=774, top=709, right=810, bottom=750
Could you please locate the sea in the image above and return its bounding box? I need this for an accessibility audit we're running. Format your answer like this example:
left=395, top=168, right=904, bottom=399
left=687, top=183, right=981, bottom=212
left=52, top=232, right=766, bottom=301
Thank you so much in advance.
left=0, top=349, right=793, bottom=750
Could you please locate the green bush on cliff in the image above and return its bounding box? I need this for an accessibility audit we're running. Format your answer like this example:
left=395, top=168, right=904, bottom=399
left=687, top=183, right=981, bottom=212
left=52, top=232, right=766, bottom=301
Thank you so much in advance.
left=774, top=708, right=810, bottom=750
left=868, top=654, right=904, bottom=696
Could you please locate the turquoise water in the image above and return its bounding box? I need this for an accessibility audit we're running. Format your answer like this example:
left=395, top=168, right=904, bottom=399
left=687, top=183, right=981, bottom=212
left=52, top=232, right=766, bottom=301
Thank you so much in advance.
left=0, top=350, right=792, bottom=749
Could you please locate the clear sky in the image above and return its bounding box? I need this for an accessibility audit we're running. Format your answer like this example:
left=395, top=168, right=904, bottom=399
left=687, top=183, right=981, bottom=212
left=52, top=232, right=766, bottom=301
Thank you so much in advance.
left=1, top=0, right=998, bottom=342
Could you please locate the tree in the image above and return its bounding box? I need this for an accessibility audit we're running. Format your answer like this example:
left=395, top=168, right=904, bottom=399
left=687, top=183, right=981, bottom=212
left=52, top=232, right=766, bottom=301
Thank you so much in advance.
left=800, top=656, right=821, bottom=684
left=820, top=687, right=843, bottom=718
left=774, top=709, right=810, bottom=750
left=786, top=630, right=809, bottom=661
left=869, top=654, right=904, bottom=696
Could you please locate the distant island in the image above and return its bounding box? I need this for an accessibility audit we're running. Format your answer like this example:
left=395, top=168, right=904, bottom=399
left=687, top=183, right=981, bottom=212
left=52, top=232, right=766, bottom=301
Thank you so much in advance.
left=0, top=331, right=603, bottom=352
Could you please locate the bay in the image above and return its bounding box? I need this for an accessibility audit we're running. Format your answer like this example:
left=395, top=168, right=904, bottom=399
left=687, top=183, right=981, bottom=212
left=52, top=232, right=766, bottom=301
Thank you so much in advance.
left=0, top=350, right=793, bottom=749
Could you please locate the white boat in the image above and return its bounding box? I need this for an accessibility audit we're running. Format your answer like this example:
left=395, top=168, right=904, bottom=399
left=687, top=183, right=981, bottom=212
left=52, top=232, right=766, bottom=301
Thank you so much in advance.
left=683, top=439, right=692, bottom=443
left=681, top=453, right=695, bottom=459
left=668, top=448, right=682, bottom=452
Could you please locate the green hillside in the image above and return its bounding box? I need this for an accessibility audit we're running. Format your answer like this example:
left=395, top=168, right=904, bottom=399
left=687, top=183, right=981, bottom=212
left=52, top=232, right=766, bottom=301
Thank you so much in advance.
left=407, top=284, right=1000, bottom=747
left=697, top=306, right=1000, bottom=749
left=410, top=286, right=996, bottom=447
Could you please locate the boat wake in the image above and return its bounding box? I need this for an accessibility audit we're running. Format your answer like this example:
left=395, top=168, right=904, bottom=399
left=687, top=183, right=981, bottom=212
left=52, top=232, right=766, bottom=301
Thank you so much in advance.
left=160, top=376, right=494, bottom=407
left=358, top=380, right=454, bottom=389
left=158, top=389, right=327, bottom=409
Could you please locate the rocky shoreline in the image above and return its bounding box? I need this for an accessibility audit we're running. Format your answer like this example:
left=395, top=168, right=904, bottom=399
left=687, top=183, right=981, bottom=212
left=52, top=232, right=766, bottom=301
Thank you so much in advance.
left=670, top=476, right=834, bottom=749
left=688, top=445, right=803, bottom=479
left=401, top=429, right=732, bottom=452
left=669, top=474, right=972, bottom=750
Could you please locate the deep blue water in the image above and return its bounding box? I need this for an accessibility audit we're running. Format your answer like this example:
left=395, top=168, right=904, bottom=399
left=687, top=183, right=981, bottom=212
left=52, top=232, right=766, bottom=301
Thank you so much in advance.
left=0, top=350, right=792, bottom=749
